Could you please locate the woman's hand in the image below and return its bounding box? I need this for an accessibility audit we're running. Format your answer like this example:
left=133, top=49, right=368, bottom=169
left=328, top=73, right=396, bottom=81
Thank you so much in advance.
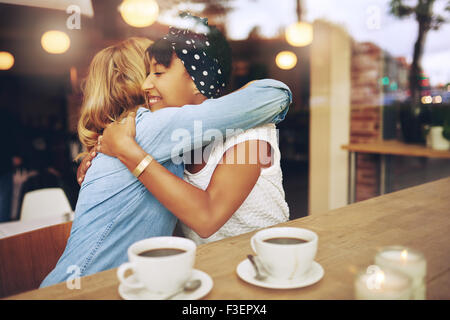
left=77, top=112, right=137, bottom=186
left=77, top=149, right=97, bottom=186
left=97, top=112, right=137, bottom=158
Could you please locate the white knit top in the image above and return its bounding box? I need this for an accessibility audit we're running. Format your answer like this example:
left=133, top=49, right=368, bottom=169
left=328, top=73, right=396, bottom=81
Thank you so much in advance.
left=180, top=123, right=290, bottom=245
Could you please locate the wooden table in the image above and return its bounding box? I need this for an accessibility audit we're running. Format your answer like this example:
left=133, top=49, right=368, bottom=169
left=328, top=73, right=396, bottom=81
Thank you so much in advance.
left=5, top=177, right=450, bottom=300
left=342, top=140, right=450, bottom=204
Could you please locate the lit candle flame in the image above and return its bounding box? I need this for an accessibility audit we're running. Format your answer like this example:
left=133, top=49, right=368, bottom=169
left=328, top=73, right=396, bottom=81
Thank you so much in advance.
left=365, top=265, right=385, bottom=290
left=401, top=249, right=408, bottom=261
left=375, top=270, right=385, bottom=288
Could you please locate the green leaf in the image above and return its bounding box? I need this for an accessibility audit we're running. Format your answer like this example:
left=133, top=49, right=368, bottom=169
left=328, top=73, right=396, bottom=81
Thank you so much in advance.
left=443, top=108, right=450, bottom=141
left=390, top=0, right=414, bottom=17
left=443, top=125, right=450, bottom=141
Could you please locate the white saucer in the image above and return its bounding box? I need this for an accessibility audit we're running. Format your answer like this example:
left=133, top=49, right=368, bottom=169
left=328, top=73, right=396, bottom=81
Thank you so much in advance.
left=118, top=269, right=213, bottom=300
left=236, top=259, right=324, bottom=289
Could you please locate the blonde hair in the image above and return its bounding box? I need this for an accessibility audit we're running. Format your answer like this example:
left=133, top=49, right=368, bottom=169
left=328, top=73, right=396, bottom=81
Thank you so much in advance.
left=76, top=37, right=152, bottom=160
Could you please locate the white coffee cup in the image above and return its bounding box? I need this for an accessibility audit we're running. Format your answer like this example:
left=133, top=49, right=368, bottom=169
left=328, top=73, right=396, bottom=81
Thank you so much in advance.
left=430, top=126, right=450, bottom=151
left=251, top=227, right=318, bottom=280
left=117, top=237, right=196, bottom=295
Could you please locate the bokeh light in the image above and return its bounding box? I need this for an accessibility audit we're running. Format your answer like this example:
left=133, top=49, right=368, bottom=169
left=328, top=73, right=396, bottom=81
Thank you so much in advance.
left=421, top=96, right=432, bottom=104
left=285, top=22, right=313, bottom=47
left=41, top=31, right=70, bottom=54
left=433, top=95, right=442, bottom=104
left=119, top=0, right=159, bottom=28
left=275, top=51, right=297, bottom=70
left=0, top=51, right=14, bottom=70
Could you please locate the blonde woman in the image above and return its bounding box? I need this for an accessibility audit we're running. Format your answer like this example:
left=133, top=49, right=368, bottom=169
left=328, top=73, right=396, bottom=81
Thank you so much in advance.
left=76, top=38, right=151, bottom=157
left=41, top=34, right=291, bottom=287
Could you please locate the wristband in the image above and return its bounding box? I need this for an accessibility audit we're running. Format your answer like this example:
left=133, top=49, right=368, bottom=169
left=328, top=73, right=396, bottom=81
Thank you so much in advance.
left=132, top=154, right=153, bottom=178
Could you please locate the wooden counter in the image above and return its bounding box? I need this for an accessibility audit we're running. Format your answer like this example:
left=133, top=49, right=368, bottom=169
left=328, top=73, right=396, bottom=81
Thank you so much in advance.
left=342, top=140, right=450, bottom=203
left=5, top=177, right=450, bottom=300
left=342, top=140, right=450, bottom=159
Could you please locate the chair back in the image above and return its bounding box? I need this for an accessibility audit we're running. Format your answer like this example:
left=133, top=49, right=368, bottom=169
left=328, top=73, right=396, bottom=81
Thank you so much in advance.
left=20, top=188, right=72, bottom=221
left=0, top=221, right=72, bottom=298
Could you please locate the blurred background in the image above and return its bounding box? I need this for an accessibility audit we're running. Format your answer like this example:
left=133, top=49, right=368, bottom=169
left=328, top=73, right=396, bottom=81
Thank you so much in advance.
left=0, top=0, right=449, bottom=224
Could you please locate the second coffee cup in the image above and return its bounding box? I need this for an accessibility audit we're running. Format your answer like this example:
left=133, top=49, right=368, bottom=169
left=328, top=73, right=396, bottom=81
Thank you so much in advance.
left=251, top=227, right=318, bottom=281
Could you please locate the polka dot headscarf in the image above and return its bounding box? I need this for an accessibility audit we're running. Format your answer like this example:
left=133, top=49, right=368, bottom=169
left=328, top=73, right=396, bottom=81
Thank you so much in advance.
left=163, top=13, right=227, bottom=99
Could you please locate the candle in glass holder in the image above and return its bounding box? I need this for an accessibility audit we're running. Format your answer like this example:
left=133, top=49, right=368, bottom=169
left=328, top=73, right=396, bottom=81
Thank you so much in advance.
left=354, top=265, right=413, bottom=300
left=375, top=246, right=426, bottom=300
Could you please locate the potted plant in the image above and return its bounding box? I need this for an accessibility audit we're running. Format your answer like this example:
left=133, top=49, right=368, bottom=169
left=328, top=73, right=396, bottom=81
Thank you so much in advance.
left=427, top=104, right=450, bottom=150
left=398, top=99, right=429, bottom=144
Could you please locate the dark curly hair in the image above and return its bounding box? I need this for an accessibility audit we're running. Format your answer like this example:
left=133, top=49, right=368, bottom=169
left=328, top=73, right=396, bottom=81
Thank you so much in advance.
left=146, top=17, right=232, bottom=97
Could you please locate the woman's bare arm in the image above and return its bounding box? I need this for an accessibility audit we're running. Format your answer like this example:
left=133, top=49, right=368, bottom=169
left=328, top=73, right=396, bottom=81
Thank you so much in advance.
left=98, top=113, right=272, bottom=237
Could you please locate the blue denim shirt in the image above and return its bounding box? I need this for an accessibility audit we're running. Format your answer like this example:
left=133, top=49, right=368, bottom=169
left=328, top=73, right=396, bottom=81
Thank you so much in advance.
left=40, top=79, right=291, bottom=287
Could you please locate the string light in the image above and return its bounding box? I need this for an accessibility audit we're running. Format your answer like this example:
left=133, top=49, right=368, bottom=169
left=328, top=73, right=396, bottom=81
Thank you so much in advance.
left=119, top=0, right=159, bottom=28
left=285, top=22, right=313, bottom=47
left=275, top=51, right=297, bottom=70
left=0, top=51, right=14, bottom=70
left=41, top=30, right=70, bottom=54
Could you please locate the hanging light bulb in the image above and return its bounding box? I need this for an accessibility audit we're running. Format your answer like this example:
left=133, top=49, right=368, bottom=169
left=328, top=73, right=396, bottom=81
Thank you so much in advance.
left=276, top=51, right=297, bottom=70
left=41, top=30, right=71, bottom=54
left=119, top=0, right=159, bottom=28
left=0, top=51, right=14, bottom=70
left=285, top=22, right=313, bottom=47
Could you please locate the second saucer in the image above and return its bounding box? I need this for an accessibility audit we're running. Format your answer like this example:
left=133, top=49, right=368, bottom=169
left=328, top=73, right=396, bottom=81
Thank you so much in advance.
left=236, top=259, right=324, bottom=289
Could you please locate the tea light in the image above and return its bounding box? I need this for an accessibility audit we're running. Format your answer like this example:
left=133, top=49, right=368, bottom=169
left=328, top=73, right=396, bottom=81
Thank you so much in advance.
left=354, top=265, right=413, bottom=300
left=375, top=246, right=426, bottom=300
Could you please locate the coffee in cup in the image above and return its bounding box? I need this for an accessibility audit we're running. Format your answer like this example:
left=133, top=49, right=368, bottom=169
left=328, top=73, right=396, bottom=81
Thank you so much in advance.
left=117, top=237, right=196, bottom=295
left=138, top=248, right=186, bottom=257
left=263, top=237, right=309, bottom=245
left=251, top=227, right=318, bottom=280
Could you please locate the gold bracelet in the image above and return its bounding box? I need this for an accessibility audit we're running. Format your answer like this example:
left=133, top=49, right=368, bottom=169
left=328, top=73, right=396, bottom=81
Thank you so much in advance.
left=132, top=154, right=153, bottom=178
